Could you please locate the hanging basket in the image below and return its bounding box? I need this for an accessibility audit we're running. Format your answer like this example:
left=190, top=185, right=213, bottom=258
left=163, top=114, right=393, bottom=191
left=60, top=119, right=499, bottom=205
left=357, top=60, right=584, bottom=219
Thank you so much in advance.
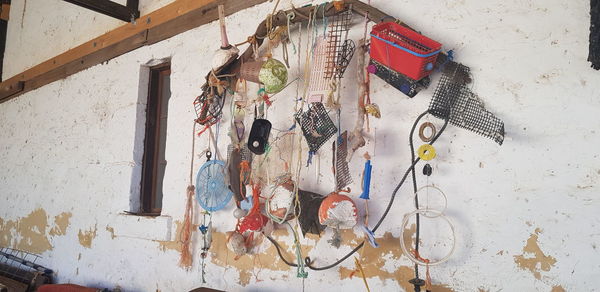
left=240, top=60, right=265, bottom=84
left=240, top=58, right=288, bottom=93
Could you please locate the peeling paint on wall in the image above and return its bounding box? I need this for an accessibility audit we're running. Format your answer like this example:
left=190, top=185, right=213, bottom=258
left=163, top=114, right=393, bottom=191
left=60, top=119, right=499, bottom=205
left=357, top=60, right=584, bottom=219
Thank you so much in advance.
left=338, top=227, right=453, bottom=292
left=78, top=225, right=97, bottom=248
left=551, top=285, right=566, bottom=292
left=209, top=228, right=300, bottom=286
left=0, top=208, right=69, bottom=254
left=49, top=212, right=72, bottom=236
left=514, top=228, right=557, bottom=280
left=105, top=226, right=116, bottom=239
left=156, top=221, right=184, bottom=253
left=1, top=0, right=599, bottom=290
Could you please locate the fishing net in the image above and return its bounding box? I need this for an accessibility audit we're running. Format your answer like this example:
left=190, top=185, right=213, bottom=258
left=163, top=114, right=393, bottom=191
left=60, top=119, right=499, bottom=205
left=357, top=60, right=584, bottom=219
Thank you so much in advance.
left=334, top=131, right=352, bottom=190
left=429, top=61, right=505, bottom=145
left=295, top=102, right=338, bottom=153
left=590, top=0, right=600, bottom=69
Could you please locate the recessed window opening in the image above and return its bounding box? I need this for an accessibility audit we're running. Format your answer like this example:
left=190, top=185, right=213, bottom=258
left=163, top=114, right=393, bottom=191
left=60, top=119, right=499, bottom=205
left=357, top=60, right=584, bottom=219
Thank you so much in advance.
left=139, top=62, right=171, bottom=215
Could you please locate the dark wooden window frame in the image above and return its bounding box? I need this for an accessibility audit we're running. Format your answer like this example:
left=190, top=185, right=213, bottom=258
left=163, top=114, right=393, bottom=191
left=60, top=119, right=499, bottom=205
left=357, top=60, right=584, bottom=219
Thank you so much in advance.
left=140, top=62, right=170, bottom=215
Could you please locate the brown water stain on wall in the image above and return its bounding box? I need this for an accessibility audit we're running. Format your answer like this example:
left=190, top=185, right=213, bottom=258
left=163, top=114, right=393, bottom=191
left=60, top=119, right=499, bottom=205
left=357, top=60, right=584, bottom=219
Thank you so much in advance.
left=514, top=228, right=557, bottom=280
left=551, top=285, right=566, bottom=292
left=49, top=212, right=72, bottom=236
left=78, top=225, right=97, bottom=248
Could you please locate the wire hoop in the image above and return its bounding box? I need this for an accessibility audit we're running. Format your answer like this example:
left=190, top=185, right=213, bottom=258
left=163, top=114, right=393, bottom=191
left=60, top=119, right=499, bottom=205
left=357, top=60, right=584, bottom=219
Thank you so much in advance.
left=414, top=185, right=447, bottom=218
left=400, top=209, right=456, bottom=266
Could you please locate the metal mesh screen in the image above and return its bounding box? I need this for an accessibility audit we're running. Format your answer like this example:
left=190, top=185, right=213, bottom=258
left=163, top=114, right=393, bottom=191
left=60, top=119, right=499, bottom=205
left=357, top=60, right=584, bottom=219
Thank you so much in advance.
left=295, top=102, right=338, bottom=152
left=325, top=9, right=354, bottom=79
left=0, top=247, right=52, bottom=285
left=429, top=61, right=505, bottom=145
left=227, top=144, right=253, bottom=162
left=590, top=0, right=600, bottom=69
left=334, top=131, right=352, bottom=190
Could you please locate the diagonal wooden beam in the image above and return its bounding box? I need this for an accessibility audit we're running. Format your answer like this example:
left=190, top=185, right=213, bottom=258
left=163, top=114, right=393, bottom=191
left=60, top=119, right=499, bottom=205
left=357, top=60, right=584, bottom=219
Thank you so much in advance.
left=0, top=0, right=269, bottom=104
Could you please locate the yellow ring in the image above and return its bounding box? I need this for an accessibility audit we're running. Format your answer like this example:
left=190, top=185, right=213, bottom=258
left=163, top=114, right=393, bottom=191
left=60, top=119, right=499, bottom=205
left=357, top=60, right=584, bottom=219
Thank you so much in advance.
left=417, top=144, right=436, bottom=161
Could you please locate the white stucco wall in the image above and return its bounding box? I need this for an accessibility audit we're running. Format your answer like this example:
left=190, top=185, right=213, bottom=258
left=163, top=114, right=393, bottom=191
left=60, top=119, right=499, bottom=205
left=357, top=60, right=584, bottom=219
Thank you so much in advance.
left=1, top=0, right=600, bottom=291
left=2, top=0, right=175, bottom=80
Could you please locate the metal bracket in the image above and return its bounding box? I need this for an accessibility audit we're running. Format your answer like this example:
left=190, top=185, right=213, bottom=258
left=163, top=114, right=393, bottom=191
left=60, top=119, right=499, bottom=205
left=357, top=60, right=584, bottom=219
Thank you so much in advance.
left=62, top=0, right=140, bottom=22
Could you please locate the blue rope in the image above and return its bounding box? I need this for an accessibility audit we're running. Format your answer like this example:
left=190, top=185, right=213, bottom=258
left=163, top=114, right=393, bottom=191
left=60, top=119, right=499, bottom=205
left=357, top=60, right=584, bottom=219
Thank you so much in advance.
left=306, top=151, right=315, bottom=166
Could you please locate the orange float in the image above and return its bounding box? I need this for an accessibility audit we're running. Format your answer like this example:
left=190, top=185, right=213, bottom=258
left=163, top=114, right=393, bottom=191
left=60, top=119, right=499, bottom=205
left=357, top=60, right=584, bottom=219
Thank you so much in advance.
left=318, top=192, right=358, bottom=229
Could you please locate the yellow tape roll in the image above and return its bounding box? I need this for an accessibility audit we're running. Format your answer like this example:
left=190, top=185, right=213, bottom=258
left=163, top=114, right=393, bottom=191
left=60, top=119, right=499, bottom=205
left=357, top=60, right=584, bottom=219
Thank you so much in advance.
left=417, top=144, right=436, bottom=161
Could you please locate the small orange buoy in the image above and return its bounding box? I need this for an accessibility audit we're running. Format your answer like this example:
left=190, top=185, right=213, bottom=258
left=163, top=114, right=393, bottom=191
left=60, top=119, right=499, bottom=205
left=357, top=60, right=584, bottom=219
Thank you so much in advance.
left=318, top=192, right=358, bottom=229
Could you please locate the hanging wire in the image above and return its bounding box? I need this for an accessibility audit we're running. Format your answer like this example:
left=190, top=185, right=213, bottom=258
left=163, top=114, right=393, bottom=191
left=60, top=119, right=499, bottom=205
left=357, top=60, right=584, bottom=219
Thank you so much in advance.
left=267, top=110, right=449, bottom=270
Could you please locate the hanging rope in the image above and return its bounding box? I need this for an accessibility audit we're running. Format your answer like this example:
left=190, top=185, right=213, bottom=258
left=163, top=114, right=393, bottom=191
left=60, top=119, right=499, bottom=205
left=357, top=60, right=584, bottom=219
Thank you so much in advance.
left=286, top=221, right=308, bottom=278
left=179, top=121, right=197, bottom=269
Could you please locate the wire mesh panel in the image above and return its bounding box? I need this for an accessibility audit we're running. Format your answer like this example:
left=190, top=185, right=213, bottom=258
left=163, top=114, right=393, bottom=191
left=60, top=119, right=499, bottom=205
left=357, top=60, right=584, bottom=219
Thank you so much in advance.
left=295, top=102, right=338, bottom=152
left=334, top=131, right=352, bottom=190
left=429, top=61, right=505, bottom=145
left=325, top=9, right=355, bottom=79
left=227, top=144, right=253, bottom=162
left=0, top=247, right=52, bottom=286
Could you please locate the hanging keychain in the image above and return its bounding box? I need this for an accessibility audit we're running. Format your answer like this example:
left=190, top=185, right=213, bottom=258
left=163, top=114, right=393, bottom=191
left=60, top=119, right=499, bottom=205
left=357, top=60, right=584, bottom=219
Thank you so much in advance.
left=198, top=211, right=213, bottom=283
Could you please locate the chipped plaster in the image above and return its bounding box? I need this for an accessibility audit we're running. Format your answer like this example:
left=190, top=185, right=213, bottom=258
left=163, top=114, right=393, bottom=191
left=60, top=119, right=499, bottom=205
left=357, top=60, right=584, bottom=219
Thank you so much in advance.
left=0, top=0, right=598, bottom=291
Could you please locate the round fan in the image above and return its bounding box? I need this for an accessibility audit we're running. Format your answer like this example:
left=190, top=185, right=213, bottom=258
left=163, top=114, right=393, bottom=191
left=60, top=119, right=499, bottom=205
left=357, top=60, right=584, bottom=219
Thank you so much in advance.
left=195, top=159, right=233, bottom=212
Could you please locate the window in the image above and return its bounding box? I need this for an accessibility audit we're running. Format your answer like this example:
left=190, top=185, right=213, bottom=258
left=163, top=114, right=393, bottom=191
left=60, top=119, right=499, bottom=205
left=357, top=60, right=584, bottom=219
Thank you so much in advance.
left=139, top=62, right=171, bottom=215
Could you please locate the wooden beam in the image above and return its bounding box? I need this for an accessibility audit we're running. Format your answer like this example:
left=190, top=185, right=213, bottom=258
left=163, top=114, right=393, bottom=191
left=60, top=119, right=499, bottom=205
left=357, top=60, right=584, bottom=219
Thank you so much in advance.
left=202, top=0, right=421, bottom=91
left=146, top=0, right=267, bottom=44
left=0, top=0, right=269, bottom=103
left=0, top=81, right=23, bottom=98
left=0, top=3, right=9, bottom=21
left=62, top=0, right=140, bottom=22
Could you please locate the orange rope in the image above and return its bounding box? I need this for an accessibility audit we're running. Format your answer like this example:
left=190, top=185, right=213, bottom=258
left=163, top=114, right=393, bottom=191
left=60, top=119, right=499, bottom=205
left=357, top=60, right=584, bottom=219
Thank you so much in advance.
left=412, top=250, right=432, bottom=290
left=179, top=122, right=196, bottom=269
left=179, top=184, right=195, bottom=268
left=239, top=160, right=251, bottom=196
left=249, top=184, right=262, bottom=216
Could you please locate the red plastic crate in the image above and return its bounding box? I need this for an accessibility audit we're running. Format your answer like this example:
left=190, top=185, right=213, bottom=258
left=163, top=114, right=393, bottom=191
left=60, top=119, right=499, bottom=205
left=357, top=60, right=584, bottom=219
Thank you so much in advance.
left=370, top=22, right=442, bottom=81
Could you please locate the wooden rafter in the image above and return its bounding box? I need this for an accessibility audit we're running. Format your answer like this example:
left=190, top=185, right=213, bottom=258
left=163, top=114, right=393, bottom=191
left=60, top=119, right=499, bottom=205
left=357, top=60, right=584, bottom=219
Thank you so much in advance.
left=0, top=0, right=269, bottom=103
left=0, top=0, right=428, bottom=104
